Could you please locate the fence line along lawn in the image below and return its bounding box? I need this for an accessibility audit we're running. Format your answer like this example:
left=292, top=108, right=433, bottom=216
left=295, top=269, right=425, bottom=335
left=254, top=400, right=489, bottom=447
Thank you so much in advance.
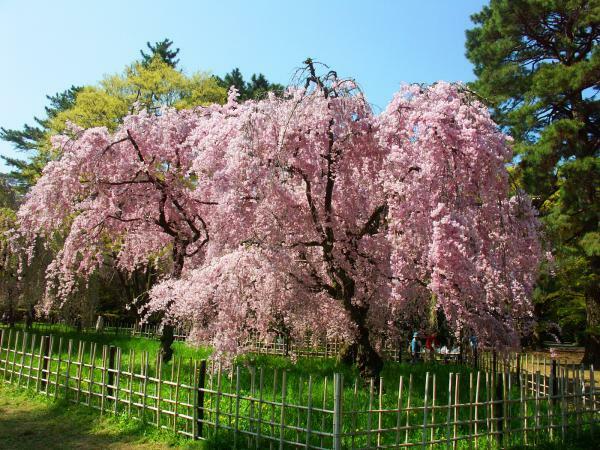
left=2, top=324, right=598, bottom=450
left=0, top=383, right=205, bottom=450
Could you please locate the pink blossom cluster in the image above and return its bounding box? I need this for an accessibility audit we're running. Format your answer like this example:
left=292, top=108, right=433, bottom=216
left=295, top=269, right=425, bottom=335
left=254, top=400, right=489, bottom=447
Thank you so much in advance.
left=17, top=80, right=542, bottom=358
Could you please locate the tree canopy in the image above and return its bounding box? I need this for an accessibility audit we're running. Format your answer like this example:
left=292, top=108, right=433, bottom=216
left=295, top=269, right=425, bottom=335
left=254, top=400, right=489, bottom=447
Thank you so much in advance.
left=16, top=64, right=542, bottom=378
left=140, top=38, right=180, bottom=68
left=466, top=0, right=599, bottom=362
left=217, top=68, right=284, bottom=100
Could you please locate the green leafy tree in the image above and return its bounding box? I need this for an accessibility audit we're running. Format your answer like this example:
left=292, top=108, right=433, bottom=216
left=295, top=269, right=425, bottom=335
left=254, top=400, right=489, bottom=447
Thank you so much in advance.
left=1, top=55, right=227, bottom=192
left=218, top=67, right=284, bottom=100
left=466, top=0, right=599, bottom=362
left=0, top=86, right=82, bottom=192
left=140, top=38, right=180, bottom=68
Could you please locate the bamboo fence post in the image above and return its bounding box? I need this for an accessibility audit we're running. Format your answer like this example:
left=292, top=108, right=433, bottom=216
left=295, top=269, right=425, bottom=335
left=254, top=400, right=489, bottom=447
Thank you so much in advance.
left=405, top=374, right=413, bottom=445
left=53, top=337, right=63, bottom=398
left=494, top=371, right=504, bottom=447
left=305, top=375, right=313, bottom=449
left=351, top=377, right=358, bottom=450
left=520, top=371, right=527, bottom=446
left=88, top=343, right=97, bottom=406
left=27, top=334, right=36, bottom=390
left=249, top=366, right=256, bottom=446
left=75, top=341, right=84, bottom=403
left=295, top=375, right=302, bottom=444
left=549, top=360, right=555, bottom=441
left=100, top=345, right=108, bottom=414
left=468, top=372, right=473, bottom=450
left=395, top=375, right=404, bottom=448
left=257, top=367, right=265, bottom=448
left=17, top=332, right=27, bottom=386
left=156, top=352, right=162, bottom=428
left=227, top=369, right=234, bottom=429
left=367, top=377, right=374, bottom=448
left=504, top=371, right=509, bottom=444
left=279, top=370, right=287, bottom=450
left=0, top=328, right=5, bottom=379
left=535, top=371, right=541, bottom=444
left=575, top=366, right=582, bottom=437
left=142, top=352, right=149, bottom=421
left=422, top=372, right=430, bottom=449
left=474, top=371, right=480, bottom=448
left=127, top=349, right=135, bottom=417
left=378, top=377, right=384, bottom=448
left=333, top=372, right=343, bottom=450
left=591, top=365, right=596, bottom=438
left=191, top=360, right=199, bottom=440
left=234, top=365, right=241, bottom=449
left=561, top=368, right=566, bottom=441
left=446, top=373, right=453, bottom=450
left=270, top=368, right=278, bottom=450
left=107, top=346, right=116, bottom=400
left=321, top=376, right=328, bottom=449
left=168, top=357, right=175, bottom=428
left=64, top=339, right=73, bottom=399
left=214, top=362, right=223, bottom=438
left=9, top=330, right=18, bottom=384
left=453, top=373, right=459, bottom=450
left=114, top=348, right=121, bottom=415
left=173, top=357, right=181, bottom=432
left=40, top=335, right=50, bottom=393
left=430, top=373, right=437, bottom=449
left=544, top=358, right=547, bottom=395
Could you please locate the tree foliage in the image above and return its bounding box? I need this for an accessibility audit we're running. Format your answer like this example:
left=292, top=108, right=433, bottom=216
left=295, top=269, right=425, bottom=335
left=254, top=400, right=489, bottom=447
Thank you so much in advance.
left=1, top=55, right=227, bottom=192
left=217, top=68, right=284, bottom=100
left=16, top=63, right=542, bottom=378
left=466, top=0, right=599, bottom=362
left=140, top=38, right=180, bottom=68
left=0, top=86, right=82, bottom=192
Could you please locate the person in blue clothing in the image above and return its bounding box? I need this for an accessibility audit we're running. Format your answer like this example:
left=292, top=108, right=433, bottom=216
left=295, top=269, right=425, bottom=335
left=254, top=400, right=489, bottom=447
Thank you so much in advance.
left=469, top=334, right=479, bottom=366
left=410, top=332, right=421, bottom=363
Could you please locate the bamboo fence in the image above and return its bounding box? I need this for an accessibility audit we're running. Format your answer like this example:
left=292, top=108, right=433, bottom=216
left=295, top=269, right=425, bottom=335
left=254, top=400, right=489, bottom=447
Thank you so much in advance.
left=0, top=328, right=597, bottom=449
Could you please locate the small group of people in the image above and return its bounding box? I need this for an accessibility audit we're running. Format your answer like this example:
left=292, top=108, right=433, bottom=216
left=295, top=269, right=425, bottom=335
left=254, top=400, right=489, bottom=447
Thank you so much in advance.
left=409, top=331, right=469, bottom=364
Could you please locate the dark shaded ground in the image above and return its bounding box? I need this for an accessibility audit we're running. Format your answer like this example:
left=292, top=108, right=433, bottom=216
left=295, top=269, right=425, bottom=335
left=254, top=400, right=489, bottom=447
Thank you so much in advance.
left=0, top=384, right=204, bottom=450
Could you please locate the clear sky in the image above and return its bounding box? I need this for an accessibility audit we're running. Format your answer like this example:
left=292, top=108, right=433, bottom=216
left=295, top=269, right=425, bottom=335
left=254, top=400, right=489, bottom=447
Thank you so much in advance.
left=0, top=0, right=488, bottom=172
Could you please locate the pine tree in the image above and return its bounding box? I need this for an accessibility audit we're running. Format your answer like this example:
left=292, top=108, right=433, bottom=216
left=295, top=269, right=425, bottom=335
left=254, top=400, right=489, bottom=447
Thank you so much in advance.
left=140, top=38, right=180, bottom=68
left=217, top=68, right=284, bottom=100
left=466, top=0, right=600, bottom=362
left=0, top=86, right=82, bottom=192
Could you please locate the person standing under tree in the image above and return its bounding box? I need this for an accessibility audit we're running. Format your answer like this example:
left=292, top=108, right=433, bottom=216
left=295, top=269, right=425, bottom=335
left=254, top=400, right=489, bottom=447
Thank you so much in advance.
left=410, top=332, right=421, bottom=363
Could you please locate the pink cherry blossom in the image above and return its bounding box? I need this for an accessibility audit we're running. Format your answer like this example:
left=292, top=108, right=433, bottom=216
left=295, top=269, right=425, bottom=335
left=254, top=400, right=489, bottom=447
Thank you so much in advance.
left=17, top=73, right=542, bottom=378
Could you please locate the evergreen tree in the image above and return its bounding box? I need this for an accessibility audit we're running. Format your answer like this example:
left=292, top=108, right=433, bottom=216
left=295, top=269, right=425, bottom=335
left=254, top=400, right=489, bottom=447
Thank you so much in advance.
left=0, top=86, right=82, bottom=192
left=140, top=38, right=180, bottom=68
left=217, top=67, right=284, bottom=100
left=466, top=0, right=600, bottom=362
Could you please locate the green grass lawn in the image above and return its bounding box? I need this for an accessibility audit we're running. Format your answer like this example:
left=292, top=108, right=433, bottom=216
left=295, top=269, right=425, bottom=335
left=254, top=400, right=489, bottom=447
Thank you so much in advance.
left=0, top=383, right=205, bottom=450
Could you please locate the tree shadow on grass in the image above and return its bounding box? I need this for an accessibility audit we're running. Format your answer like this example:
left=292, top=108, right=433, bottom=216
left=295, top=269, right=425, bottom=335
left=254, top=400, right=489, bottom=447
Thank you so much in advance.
left=0, top=391, right=197, bottom=450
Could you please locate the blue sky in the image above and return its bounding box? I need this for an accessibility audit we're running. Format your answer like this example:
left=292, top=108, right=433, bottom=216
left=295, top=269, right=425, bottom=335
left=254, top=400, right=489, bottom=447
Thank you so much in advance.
left=0, top=0, right=488, bottom=172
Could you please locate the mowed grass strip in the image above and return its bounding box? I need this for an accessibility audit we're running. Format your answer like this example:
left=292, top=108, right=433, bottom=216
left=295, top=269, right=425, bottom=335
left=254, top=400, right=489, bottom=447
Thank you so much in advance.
left=0, top=383, right=205, bottom=450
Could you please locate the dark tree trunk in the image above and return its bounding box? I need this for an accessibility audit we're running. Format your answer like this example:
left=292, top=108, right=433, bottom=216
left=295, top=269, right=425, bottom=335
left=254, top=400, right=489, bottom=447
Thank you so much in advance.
left=6, top=297, right=15, bottom=328
left=582, top=257, right=600, bottom=365
left=25, top=305, right=35, bottom=330
left=159, top=243, right=185, bottom=364
left=339, top=300, right=383, bottom=380
left=160, top=324, right=175, bottom=363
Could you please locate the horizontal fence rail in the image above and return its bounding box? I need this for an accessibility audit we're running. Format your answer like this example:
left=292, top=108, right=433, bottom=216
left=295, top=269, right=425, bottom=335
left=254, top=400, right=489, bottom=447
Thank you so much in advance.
left=0, top=328, right=598, bottom=449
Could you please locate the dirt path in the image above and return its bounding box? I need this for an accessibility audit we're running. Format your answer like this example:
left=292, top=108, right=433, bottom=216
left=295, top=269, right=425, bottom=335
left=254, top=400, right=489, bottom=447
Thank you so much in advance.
left=0, top=385, right=203, bottom=450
